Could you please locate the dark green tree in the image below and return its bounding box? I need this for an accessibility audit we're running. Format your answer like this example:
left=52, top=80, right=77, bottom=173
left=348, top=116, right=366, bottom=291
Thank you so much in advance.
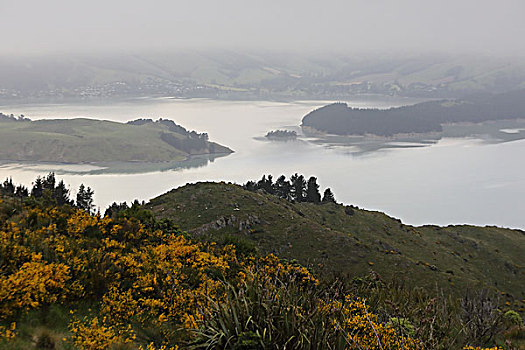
left=290, top=173, right=306, bottom=202
left=121, top=200, right=155, bottom=227
left=322, top=188, right=336, bottom=203
left=273, top=175, right=291, bottom=200
left=76, top=184, right=94, bottom=213
left=244, top=181, right=257, bottom=192
left=42, top=173, right=56, bottom=192
left=54, top=180, right=71, bottom=206
left=15, top=185, right=29, bottom=198
left=257, top=175, right=274, bottom=194
left=2, top=177, right=15, bottom=195
left=306, top=176, right=321, bottom=203
left=104, top=202, right=129, bottom=218
left=31, top=176, right=44, bottom=198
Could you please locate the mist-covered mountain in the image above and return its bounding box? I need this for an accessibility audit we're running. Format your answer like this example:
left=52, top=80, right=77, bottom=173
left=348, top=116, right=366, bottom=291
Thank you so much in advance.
left=2, top=51, right=525, bottom=102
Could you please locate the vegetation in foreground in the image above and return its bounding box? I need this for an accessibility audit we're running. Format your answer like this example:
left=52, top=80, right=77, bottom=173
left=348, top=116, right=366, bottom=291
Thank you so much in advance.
left=0, top=175, right=524, bottom=349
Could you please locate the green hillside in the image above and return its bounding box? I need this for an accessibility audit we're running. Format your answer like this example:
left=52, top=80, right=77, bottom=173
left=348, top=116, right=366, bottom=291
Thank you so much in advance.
left=0, top=117, right=232, bottom=163
left=149, top=182, right=525, bottom=302
left=1, top=175, right=524, bottom=349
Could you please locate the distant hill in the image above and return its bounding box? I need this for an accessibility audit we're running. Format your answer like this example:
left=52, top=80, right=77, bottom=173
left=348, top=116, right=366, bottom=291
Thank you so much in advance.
left=302, top=89, right=525, bottom=136
left=148, top=182, right=525, bottom=300
left=2, top=52, right=525, bottom=102
left=0, top=117, right=232, bottom=163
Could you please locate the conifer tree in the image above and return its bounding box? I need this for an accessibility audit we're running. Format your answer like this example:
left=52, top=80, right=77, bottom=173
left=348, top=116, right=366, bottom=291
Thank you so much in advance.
left=15, top=185, right=28, bottom=198
left=244, top=181, right=256, bottom=192
left=274, top=175, right=291, bottom=200
left=76, top=184, right=95, bottom=213
left=322, top=188, right=336, bottom=203
left=290, top=173, right=306, bottom=202
left=31, top=176, right=44, bottom=198
left=306, top=176, right=321, bottom=203
left=2, top=177, right=15, bottom=195
left=42, top=173, right=56, bottom=192
left=54, top=180, right=70, bottom=205
left=257, top=174, right=274, bottom=194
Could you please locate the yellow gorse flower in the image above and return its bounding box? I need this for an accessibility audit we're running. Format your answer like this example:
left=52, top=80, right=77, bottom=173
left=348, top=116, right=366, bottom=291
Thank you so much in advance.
left=0, top=199, right=502, bottom=349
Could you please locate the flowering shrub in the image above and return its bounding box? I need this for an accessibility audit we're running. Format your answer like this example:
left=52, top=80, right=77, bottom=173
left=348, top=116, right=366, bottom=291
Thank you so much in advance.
left=325, top=296, right=421, bottom=349
left=0, top=323, right=16, bottom=341
left=70, top=316, right=134, bottom=350
left=0, top=202, right=244, bottom=348
left=0, top=253, right=71, bottom=317
left=0, top=196, right=517, bottom=349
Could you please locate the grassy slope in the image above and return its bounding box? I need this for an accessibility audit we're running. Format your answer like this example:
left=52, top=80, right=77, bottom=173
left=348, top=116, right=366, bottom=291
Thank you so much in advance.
left=0, top=119, right=231, bottom=163
left=148, top=182, right=525, bottom=301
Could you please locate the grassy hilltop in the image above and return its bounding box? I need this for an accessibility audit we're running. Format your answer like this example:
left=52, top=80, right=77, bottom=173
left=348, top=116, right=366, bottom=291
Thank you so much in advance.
left=149, top=182, right=525, bottom=300
left=0, top=116, right=232, bottom=164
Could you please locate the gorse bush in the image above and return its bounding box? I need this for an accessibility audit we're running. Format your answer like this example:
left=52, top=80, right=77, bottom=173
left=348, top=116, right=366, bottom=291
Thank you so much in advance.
left=1, top=196, right=316, bottom=348
left=0, top=176, right=521, bottom=349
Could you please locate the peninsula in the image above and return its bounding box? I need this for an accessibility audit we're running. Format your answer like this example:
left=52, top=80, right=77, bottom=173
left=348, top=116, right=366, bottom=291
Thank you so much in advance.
left=0, top=115, right=233, bottom=164
left=302, top=89, right=525, bottom=137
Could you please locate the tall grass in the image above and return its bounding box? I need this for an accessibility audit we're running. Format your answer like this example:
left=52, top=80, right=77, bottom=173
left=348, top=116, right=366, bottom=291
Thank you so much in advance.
left=190, top=269, right=418, bottom=350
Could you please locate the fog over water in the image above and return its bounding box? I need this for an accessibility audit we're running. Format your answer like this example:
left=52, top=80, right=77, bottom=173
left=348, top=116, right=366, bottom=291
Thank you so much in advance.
left=0, top=98, right=524, bottom=230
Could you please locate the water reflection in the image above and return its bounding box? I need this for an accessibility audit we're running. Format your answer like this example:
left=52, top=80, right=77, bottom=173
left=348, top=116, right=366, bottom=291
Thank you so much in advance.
left=0, top=153, right=231, bottom=175
left=302, top=119, right=525, bottom=156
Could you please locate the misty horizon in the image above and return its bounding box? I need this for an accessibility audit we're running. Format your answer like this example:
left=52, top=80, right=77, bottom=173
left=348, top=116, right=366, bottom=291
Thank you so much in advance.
left=2, top=0, right=525, bottom=56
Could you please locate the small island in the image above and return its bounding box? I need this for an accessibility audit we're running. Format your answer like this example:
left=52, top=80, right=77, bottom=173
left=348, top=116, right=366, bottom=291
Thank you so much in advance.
left=0, top=115, right=233, bottom=164
left=265, top=129, right=297, bottom=140
left=302, top=89, right=525, bottom=137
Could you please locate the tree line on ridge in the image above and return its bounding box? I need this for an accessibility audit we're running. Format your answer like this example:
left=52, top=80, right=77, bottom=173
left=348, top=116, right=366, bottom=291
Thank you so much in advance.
left=244, top=174, right=336, bottom=204
left=0, top=173, right=94, bottom=213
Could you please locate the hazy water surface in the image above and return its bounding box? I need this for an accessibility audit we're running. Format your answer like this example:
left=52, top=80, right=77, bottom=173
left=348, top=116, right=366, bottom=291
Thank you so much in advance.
left=1, top=97, right=524, bottom=229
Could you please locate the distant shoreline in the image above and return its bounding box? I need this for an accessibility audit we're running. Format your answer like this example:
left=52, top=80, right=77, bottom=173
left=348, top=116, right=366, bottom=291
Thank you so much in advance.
left=302, top=118, right=525, bottom=140
left=0, top=93, right=432, bottom=108
left=301, top=125, right=441, bottom=140
left=301, top=91, right=525, bottom=138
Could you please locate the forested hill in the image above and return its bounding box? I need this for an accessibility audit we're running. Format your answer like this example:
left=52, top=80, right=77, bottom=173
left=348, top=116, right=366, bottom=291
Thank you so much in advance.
left=0, top=117, right=232, bottom=163
left=302, top=89, right=525, bottom=136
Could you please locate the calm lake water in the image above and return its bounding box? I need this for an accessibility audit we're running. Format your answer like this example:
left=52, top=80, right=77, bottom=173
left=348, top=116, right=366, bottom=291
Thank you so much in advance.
left=1, top=97, right=524, bottom=229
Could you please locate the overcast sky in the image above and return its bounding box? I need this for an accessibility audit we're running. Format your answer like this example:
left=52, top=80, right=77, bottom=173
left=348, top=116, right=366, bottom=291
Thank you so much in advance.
left=1, top=0, right=524, bottom=56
